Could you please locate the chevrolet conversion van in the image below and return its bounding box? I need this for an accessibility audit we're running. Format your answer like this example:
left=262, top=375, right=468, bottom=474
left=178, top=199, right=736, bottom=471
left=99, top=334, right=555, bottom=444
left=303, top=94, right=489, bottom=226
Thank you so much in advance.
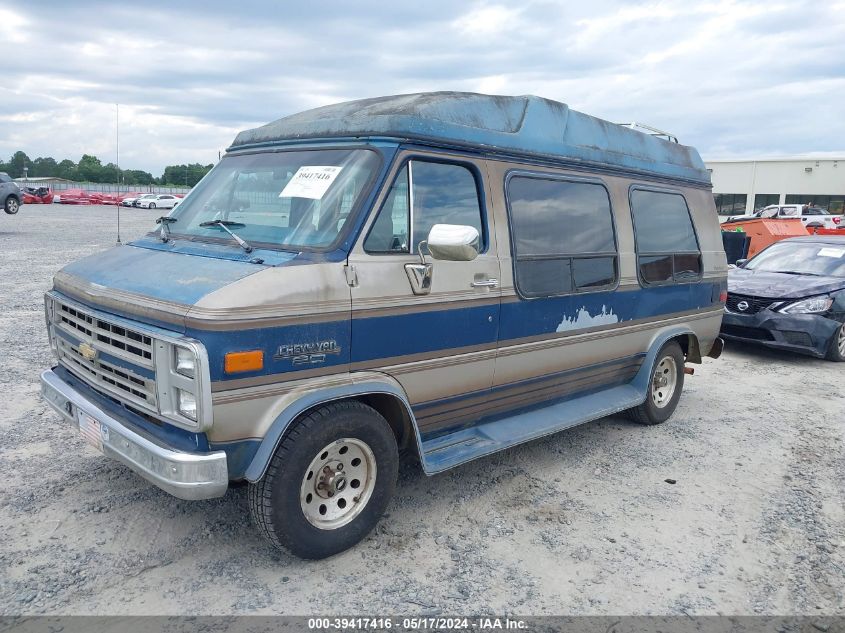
left=41, top=92, right=726, bottom=558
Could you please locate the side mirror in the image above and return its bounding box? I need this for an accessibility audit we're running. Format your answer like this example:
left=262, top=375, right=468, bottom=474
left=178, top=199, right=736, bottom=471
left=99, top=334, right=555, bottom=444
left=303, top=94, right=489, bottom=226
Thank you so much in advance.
left=735, top=259, right=748, bottom=267
left=426, top=224, right=479, bottom=262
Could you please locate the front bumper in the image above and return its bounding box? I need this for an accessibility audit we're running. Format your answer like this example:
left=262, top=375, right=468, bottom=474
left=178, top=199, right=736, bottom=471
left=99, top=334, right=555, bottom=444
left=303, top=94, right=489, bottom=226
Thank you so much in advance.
left=720, top=309, right=841, bottom=358
left=41, top=369, right=228, bottom=500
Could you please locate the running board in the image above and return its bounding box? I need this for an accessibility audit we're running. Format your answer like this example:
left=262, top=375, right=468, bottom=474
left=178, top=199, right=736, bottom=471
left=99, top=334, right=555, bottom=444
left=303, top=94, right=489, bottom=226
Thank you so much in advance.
left=420, top=384, right=643, bottom=474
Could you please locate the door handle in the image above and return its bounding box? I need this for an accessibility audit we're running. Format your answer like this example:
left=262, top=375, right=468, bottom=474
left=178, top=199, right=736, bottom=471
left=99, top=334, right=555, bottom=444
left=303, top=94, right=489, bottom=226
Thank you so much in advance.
left=470, top=278, right=499, bottom=288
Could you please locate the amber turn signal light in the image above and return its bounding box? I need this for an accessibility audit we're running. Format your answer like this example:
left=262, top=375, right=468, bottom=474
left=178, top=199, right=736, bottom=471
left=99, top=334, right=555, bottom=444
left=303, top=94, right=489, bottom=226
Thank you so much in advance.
left=224, top=350, right=264, bottom=374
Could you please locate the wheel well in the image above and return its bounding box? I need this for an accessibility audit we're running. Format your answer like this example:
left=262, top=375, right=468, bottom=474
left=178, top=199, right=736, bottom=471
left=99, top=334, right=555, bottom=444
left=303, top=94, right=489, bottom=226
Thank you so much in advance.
left=356, top=393, right=415, bottom=452
left=673, top=333, right=702, bottom=364
left=286, top=393, right=415, bottom=454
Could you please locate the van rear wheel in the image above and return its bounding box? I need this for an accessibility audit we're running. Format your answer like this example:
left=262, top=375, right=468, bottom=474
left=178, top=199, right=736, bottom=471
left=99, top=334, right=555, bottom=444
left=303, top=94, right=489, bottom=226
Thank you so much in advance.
left=247, top=400, right=398, bottom=559
left=627, top=341, right=685, bottom=425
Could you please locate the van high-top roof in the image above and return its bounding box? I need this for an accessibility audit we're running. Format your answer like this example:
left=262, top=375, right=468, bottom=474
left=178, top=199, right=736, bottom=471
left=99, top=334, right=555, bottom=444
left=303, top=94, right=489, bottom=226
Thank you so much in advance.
left=230, top=92, right=710, bottom=186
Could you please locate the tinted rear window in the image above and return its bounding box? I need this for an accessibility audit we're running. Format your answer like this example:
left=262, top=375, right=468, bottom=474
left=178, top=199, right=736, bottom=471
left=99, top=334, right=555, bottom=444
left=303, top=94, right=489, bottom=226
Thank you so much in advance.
left=630, top=189, right=698, bottom=253
left=508, top=177, right=615, bottom=255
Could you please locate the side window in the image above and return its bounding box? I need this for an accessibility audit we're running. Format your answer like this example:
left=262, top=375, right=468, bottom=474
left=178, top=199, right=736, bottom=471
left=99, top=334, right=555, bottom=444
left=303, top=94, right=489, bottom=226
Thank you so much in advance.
left=630, top=189, right=701, bottom=285
left=507, top=176, right=617, bottom=298
left=364, top=160, right=483, bottom=254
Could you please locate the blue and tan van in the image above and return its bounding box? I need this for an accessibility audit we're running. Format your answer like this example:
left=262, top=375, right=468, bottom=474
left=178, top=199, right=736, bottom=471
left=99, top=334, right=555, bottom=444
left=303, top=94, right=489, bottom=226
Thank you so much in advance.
left=41, top=92, right=726, bottom=558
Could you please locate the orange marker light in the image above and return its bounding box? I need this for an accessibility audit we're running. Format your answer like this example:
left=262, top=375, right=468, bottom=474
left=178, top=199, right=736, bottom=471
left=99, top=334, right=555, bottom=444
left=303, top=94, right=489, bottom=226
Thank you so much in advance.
left=224, top=350, right=264, bottom=374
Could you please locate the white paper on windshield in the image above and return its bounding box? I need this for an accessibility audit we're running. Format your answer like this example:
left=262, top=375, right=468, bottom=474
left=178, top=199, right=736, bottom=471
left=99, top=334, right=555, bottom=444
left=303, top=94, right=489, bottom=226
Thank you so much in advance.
left=817, top=247, right=845, bottom=258
left=279, top=166, right=343, bottom=200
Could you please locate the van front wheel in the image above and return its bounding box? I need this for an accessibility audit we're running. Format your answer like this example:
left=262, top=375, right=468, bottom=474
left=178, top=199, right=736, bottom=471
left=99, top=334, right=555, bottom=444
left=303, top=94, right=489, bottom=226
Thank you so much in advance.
left=247, top=400, right=399, bottom=559
left=627, top=341, right=685, bottom=425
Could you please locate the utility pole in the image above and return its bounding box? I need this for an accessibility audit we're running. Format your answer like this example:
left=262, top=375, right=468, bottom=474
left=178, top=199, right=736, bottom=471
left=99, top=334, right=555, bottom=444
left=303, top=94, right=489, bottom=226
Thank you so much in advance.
left=116, top=103, right=121, bottom=244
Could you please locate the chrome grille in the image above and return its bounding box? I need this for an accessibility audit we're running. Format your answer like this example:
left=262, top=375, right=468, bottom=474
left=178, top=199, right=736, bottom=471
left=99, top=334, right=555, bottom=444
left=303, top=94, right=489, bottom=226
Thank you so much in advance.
left=51, top=299, right=158, bottom=411
left=56, top=337, right=157, bottom=409
left=56, top=302, right=154, bottom=368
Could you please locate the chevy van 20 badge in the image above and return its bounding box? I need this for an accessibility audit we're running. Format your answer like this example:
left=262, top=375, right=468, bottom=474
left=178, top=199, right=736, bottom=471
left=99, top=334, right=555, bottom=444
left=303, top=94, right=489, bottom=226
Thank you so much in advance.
left=40, top=92, right=727, bottom=559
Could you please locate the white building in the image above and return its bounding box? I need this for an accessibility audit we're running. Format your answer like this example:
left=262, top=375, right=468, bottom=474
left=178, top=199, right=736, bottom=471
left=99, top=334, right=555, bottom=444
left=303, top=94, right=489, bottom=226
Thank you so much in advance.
left=705, top=156, right=844, bottom=216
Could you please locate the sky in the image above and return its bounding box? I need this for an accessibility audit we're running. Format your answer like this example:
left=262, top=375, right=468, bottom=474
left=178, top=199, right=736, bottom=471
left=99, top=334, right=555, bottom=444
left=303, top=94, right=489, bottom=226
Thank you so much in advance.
left=1, top=0, right=844, bottom=175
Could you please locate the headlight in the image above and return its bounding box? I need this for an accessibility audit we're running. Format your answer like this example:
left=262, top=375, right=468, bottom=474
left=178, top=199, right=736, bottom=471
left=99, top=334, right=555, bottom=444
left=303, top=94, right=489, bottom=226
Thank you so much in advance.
left=779, top=296, right=833, bottom=314
left=176, top=389, right=197, bottom=420
left=174, top=346, right=196, bottom=378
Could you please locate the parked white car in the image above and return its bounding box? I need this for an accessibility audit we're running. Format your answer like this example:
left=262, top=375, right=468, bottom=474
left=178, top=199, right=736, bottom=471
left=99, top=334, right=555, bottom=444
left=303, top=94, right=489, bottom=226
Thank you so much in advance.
left=136, top=194, right=179, bottom=209
left=124, top=194, right=156, bottom=207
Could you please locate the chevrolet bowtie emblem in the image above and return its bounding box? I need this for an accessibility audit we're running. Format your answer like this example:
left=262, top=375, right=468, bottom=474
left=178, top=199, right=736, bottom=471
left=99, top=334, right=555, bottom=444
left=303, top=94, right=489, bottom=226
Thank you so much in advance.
left=78, top=342, right=97, bottom=361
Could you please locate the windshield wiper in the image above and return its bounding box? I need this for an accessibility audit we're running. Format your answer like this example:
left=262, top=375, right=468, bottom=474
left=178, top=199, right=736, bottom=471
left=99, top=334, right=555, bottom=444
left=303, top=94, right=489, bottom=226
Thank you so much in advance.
left=199, top=220, right=253, bottom=253
left=155, top=216, right=177, bottom=243
left=777, top=270, right=825, bottom=277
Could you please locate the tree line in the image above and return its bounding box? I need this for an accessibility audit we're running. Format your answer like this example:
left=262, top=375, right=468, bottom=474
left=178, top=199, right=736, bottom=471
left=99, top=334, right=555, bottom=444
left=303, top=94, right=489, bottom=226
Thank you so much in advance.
left=0, top=150, right=213, bottom=187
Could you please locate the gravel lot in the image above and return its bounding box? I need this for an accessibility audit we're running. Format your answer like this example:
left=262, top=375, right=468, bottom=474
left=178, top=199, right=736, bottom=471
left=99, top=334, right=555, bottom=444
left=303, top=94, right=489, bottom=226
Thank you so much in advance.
left=1, top=205, right=843, bottom=616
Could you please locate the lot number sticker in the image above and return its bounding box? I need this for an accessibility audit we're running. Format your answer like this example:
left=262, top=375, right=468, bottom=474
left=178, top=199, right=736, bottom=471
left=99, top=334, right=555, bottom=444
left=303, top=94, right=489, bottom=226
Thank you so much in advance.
left=818, top=247, right=845, bottom=258
left=279, top=166, right=343, bottom=200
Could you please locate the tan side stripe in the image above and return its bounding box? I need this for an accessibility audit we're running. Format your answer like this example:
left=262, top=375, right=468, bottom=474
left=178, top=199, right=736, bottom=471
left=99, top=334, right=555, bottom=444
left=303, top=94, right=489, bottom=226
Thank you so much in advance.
left=352, top=295, right=501, bottom=319
left=212, top=373, right=359, bottom=404
left=349, top=342, right=498, bottom=372
left=186, top=310, right=349, bottom=331
left=418, top=364, right=641, bottom=432
left=416, top=359, right=641, bottom=422
left=211, top=364, right=344, bottom=392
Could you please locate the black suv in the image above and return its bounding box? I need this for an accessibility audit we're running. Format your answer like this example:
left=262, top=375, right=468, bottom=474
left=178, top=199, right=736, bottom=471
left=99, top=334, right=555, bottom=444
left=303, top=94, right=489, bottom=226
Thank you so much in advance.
left=1, top=172, right=22, bottom=215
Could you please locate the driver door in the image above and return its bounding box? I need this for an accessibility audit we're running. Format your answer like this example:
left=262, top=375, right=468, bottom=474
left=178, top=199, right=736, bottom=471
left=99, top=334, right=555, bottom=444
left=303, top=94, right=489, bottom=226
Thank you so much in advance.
left=348, top=153, right=501, bottom=440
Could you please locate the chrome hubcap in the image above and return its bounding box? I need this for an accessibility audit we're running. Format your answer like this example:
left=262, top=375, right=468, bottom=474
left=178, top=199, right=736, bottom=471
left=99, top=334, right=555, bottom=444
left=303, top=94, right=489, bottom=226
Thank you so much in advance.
left=651, top=356, right=678, bottom=408
left=838, top=325, right=845, bottom=357
left=8, top=200, right=18, bottom=212
left=300, top=438, right=376, bottom=530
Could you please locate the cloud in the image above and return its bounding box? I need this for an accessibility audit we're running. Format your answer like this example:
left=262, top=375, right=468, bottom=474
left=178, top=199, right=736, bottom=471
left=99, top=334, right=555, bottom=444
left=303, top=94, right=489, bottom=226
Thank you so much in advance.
left=0, top=0, right=842, bottom=176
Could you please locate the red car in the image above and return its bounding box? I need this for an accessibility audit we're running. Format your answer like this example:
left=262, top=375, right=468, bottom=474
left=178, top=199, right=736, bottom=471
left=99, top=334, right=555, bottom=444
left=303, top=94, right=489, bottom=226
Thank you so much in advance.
left=21, top=187, right=55, bottom=204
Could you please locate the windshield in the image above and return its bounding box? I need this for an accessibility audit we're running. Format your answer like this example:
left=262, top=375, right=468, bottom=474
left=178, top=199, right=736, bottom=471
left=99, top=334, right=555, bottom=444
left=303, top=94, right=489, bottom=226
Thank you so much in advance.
left=164, top=148, right=380, bottom=250
left=745, top=241, right=845, bottom=277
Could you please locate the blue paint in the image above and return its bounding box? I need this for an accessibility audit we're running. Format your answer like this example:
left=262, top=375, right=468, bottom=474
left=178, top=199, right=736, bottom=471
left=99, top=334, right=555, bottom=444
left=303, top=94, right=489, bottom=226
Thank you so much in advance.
left=209, top=438, right=261, bottom=479
left=186, top=318, right=351, bottom=382
left=351, top=303, right=499, bottom=363
left=60, top=244, right=265, bottom=307
left=499, top=282, right=718, bottom=342
left=230, top=93, right=710, bottom=186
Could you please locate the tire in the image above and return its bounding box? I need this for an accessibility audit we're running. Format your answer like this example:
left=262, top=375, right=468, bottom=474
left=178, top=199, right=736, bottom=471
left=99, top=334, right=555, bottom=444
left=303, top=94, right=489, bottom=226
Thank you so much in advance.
left=248, top=400, right=399, bottom=559
left=4, top=196, right=20, bottom=214
left=826, top=323, right=845, bottom=362
left=149, top=203, right=156, bottom=209
left=627, top=341, right=685, bottom=425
